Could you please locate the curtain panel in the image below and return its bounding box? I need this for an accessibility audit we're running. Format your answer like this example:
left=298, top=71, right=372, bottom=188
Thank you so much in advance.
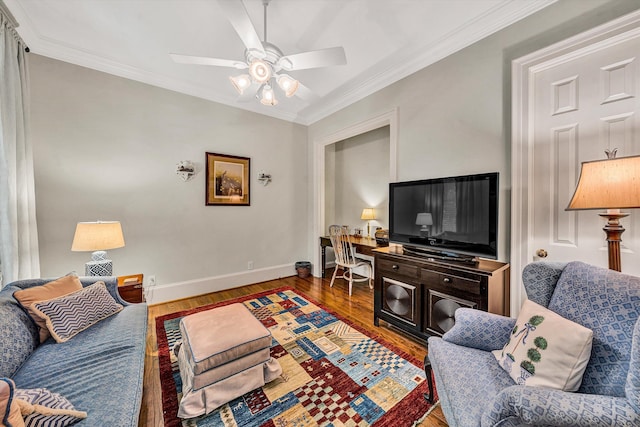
left=0, top=11, right=39, bottom=286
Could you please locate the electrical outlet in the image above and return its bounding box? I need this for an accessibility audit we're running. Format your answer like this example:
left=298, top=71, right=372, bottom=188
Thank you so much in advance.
left=148, top=275, right=156, bottom=287
left=247, top=261, right=254, bottom=270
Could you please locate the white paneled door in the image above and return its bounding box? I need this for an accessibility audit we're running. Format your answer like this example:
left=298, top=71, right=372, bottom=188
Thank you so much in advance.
left=532, top=30, right=640, bottom=271
left=512, top=12, right=640, bottom=314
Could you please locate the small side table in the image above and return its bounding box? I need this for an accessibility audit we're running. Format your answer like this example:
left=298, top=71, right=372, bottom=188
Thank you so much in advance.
left=117, top=274, right=145, bottom=303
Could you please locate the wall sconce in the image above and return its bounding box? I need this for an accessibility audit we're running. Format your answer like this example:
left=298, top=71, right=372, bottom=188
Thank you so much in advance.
left=176, top=160, right=196, bottom=182
left=258, top=172, right=272, bottom=186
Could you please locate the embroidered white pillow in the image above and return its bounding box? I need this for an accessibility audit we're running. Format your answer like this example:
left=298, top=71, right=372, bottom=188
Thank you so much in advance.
left=492, top=299, right=593, bottom=391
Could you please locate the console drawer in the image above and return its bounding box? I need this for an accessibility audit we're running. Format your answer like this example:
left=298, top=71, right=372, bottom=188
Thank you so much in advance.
left=118, top=283, right=144, bottom=303
left=378, top=258, right=419, bottom=279
left=421, top=270, right=481, bottom=295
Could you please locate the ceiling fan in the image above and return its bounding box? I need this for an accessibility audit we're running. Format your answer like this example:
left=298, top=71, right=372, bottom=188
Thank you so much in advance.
left=170, top=0, right=347, bottom=106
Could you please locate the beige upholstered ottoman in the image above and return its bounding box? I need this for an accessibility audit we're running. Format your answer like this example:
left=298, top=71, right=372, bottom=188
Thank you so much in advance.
left=175, top=303, right=282, bottom=418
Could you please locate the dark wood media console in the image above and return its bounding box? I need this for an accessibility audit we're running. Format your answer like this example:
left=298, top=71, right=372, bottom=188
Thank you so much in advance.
left=373, top=247, right=510, bottom=341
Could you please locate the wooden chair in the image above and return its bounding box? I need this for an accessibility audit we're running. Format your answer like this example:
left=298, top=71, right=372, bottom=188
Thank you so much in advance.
left=328, top=225, right=372, bottom=296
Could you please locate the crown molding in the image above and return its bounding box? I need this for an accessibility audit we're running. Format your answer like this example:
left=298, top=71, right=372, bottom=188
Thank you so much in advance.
left=5, top=0, right=555, bottom=126
left=0, top=0, right=18, bottom=27
left=301, top=0, right=557, bottom=124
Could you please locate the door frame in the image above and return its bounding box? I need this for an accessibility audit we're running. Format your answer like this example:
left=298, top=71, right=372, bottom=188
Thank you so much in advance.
left=312, top=108, right=399, bottom=276
left=511, top=10, right=640, bottom=315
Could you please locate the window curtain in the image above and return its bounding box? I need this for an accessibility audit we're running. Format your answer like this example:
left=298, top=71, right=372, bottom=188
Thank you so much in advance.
left=456, top=180, right=488, bottom=238
left=422, top=183, right=444, bottom=236
left=0, top=11, right=39, bottom=287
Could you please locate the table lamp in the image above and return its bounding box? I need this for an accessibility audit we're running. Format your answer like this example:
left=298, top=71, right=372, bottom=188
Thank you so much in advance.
left=566, top=153, right=640, bottom=271
left=361, top=208, right=376, bottom=238
left=416, top=212, right=433, bottom=238
left=71, top=221, right=125, bottom=276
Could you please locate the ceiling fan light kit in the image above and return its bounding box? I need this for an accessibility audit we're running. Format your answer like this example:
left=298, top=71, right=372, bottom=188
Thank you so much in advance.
left=170, top=0, right=346, bottom=107
left=248, top=59, right=272, bottom=83
left=260, top=84, right=277, bottom=106
left=277, top=74, right=299, bottom=97
left=229, top=74, right=251, bottom=94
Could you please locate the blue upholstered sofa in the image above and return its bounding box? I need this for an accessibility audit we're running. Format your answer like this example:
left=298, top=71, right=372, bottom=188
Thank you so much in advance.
left=0, top=277, right=147, bottom=426
left=427, top=261, right=640, bottom=427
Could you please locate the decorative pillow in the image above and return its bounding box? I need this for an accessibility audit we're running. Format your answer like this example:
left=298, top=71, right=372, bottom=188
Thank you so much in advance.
left=1, top=378, right=25, bottom=427
left=30, top=282, right=123, bottom=343
left=492, top=299, right=593, bottom=391
left=13, top=388, right=86, bottom=427
left=13, top=274, right=83, bottom=343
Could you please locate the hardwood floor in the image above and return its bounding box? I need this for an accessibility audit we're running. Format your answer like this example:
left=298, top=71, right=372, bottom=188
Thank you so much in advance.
left=140, top=270, right=449, bottom=426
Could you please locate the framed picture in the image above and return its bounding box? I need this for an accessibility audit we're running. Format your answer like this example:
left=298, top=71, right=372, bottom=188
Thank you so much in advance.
left=205, top=152, right=250, bottom=206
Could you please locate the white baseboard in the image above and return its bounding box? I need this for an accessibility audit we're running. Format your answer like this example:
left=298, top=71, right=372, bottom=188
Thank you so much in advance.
left=145, top=263, right=295, bottom=304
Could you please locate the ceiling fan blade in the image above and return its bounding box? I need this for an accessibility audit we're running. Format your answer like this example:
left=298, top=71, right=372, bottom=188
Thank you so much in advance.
left=217, top=0, right=266, bottom=58
left=170, top=53, right=247, bottom=69
left=294, top=81, right=320, bottom=103
left=278, top=47, right=346, bottom=71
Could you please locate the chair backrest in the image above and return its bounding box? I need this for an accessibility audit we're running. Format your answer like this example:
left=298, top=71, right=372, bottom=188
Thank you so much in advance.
left=328, top=225, right=357, bottom=267
left=523, top=261, right=640, bottom=400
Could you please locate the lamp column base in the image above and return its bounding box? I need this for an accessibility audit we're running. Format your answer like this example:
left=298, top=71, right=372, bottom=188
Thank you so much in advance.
left=85, top=261, right=113, bottom=276
left=599, top=212, right=628, bottom=272
left=85, top=250, right=113, bottom=276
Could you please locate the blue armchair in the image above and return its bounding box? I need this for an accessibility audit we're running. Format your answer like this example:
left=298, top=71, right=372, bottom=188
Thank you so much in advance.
left=426, top=261, right=640, bottom=427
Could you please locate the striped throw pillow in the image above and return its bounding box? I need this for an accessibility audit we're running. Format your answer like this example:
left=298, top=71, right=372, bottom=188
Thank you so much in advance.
left=31, top=282, right=123, bottom=343
left=14, top=387, right=86, bottom=427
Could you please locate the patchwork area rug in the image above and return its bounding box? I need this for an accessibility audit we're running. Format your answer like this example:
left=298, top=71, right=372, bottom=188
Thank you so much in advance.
left=156, top=287, right=437, bottom=426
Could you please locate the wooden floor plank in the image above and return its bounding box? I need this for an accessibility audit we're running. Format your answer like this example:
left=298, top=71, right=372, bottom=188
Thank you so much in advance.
left=140, top=271, right=448, bottom=426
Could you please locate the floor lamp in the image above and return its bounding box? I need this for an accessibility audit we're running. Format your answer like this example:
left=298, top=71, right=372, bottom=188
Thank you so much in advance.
left=566, top=154, right=640, bottom=272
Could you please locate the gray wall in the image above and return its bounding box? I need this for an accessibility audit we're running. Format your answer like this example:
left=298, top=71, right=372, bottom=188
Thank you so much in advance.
left=325, top=126, right=389, bottom=236
left=29, top=55, right=307, bottom=289
left=308, top=0, right=640, bottom=264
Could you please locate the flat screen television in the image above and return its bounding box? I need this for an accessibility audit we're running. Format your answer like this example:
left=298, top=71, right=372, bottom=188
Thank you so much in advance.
left=389, top=172, right=499, bottom=261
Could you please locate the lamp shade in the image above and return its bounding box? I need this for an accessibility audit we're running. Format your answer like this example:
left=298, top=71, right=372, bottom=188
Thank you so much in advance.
left=260, top=84, right=278, bottom=106
left=71, top=221, right=125, bottom=252
left=415, top=212, right=433, bottom=226
left=277, top=74, right=299, bottom=97
left=229, top=74, right=251, bottom=94
left=566, top=155, right=640, bottom=210
left=361, top=208, right=376, bottom=220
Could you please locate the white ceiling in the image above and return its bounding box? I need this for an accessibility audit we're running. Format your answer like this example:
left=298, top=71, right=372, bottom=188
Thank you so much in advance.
left=4, top=0, right=555, bottom=125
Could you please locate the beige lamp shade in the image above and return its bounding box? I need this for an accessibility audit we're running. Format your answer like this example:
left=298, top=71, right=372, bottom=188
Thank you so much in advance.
left=71, top=221, right=125, bottom=252
left=416, top=212, right=433, bottom=226
left=361, top=208, right=376, bottom=220
left=567, top=155, right=640, bottom=210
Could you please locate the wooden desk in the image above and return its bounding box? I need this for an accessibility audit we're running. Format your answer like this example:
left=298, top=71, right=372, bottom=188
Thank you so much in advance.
left=319, top=235, right=381, bottom=278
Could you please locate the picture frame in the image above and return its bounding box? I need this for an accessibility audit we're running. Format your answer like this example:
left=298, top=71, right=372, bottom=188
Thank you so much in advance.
left=205, top=152, right=250, bottom=206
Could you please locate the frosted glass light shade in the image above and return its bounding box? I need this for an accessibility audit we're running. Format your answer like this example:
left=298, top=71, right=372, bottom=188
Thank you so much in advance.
left=260, top=85, right=278, bottom=106
left=361, top=208, right=376, bottom=220
left=277, top=74, right=299, bottom=97
left=71, top=221, right=125, bottom=251
left=229, top=74, right=251, bottom=94
left=249, top=59, right=271, bottom=83
left=567, top=155, right=640, bottom=210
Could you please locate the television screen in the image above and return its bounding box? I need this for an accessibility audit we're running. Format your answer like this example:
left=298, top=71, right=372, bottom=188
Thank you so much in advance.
left=389, top=172, right=498, bottom=260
